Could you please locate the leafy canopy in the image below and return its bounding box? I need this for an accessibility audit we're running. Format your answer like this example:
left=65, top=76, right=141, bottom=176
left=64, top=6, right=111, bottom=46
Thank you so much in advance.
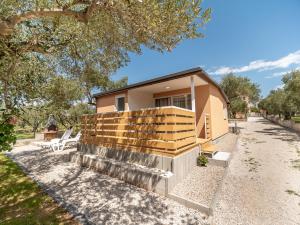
left=220, top=73, right=260, bottom=117
left=259, top=70, right=300, bottom=119
left=0, top=0, right=211, bottom=151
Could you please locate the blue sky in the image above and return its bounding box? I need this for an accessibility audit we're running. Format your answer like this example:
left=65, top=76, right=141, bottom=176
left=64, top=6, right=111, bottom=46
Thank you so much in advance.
left=112, top=0, right=300, bottom=97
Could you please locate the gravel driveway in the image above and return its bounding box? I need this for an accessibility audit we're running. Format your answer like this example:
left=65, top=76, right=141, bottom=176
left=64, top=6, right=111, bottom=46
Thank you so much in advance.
left=7, top=146, right=208, bottom=225
left=212, top=117, right=300, bottom=225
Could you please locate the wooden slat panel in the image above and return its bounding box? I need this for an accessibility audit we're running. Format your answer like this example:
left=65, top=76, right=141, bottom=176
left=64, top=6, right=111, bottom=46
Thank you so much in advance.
left=95, top=130, right=170, bottom=140
left=170, top=107, right=195, bottom=117
left=95, top=124, right=195, bottom=132
left=80, top=107, right=197, bottom=157
left=96, top=116, right=194, bottom=124
left=174, top=131, right=196, bottom=140
left=95, top=130, right=195, bottom=141
left=96, top=143, right=178, bottom=157
left=94, top=136, right=177, bottom=150
left=176, top=136, right=197, bottom=149
left=91, top=107, right=194, bottom=118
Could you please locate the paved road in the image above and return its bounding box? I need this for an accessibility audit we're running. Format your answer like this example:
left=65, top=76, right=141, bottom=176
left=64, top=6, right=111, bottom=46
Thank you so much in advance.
left=213, top=117, right=300, bottom=225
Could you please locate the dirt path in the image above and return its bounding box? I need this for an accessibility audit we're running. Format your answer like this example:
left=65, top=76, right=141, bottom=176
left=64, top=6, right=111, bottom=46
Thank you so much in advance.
left=213, top=117, right=300, bottom=225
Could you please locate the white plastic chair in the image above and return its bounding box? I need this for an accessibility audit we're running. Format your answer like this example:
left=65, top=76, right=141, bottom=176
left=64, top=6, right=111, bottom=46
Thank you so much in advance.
left=52, top=131, right=81, bottom=151
left=36, top=128, right=73, bottom=149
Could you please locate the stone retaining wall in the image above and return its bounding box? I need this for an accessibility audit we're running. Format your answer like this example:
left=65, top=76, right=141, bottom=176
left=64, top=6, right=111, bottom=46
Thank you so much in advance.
left=265, top=115, right=300, bottom=133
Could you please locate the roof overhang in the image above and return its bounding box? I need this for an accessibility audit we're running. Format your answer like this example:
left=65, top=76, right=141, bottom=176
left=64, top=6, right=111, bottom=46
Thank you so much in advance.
left=93, top=67, right=229, bottom=103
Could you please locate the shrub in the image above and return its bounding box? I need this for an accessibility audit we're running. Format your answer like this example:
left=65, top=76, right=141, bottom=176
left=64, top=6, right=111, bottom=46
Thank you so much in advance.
left=197, top=155, right=208, bottom=167
left=0, top=114, right=17, bottom=152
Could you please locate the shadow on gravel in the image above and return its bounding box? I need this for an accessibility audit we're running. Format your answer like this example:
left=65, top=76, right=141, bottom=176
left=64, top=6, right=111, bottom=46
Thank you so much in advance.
left=255, top=127, right=300, bottom=142
left=9, top=147, right=203, bottom=225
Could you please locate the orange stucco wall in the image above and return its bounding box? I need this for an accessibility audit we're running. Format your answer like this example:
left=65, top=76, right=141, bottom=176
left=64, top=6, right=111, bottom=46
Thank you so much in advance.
left=96, top=91, right=128, bottom=113
left=208, top=84, right=229, bottom=139
left=195, top=85, right=211, bottom=138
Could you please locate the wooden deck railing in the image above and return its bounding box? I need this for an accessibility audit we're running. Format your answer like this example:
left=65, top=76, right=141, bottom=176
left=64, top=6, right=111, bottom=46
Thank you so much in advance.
left=81, top=107, right=197, bottom=157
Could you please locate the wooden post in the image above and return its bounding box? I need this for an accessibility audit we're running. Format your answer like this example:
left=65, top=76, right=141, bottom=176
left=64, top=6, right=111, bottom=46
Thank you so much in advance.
left=190, top=76, right=196, bottom=112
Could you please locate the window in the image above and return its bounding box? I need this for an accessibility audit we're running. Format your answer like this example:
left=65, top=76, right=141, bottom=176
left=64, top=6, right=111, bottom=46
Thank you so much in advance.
left=116, top=96, right=125, bottom=111
left=172, top=95, right=186, bottom=108
left=154, top=94, right=192, bottom=110
left=186, top=94, right=192, bottom=110
left=155, top=97, right=170, bottom=107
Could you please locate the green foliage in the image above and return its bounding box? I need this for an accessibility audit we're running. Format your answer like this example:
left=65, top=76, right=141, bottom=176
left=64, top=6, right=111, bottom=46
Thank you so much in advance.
left=292, top=117, right=300, bottom=123
left=282, top=70, right=300, bottom=110
left=230, top=97, right=248, bottom=117
left=250, top=107, right=259, bottom=113
left=18, top=104, right=48, bottom=135
left=51, top=103, right=94, bottom=131
left=15, top=132, right=34, bottom=140
left=0, top=1, right=211, bottom=52
left=0, top=153, right=76, bottom=224
left=44, top=76, right=83, bottom=109
left=0, top=113, right=16, bottom=152
left=197, top=154, right=208, bottom=167
left=220, top=74, right=260, bottom=118
left=259, top=70, right=300, bottom=119
left=220, top=74, right=260, bottom=103
left=0, top=122, right=16, bottom=151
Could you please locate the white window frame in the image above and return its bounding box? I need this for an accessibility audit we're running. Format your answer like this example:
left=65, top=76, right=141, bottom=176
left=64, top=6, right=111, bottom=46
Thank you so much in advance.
left=115, top=94, right=126, bottom=112
left=172, top=95, right=187, bottom=109
left=154, top=97, right=171, bottom=107
left=224, top=106, right=228, bottom=120
left=154, top=93, right=192, bottom=110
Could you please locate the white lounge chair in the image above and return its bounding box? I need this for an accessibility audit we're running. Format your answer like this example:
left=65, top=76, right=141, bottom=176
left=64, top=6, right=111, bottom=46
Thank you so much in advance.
left=35, top=128, right=73, bottom=149
left=52, top=131, right=81, bottom=151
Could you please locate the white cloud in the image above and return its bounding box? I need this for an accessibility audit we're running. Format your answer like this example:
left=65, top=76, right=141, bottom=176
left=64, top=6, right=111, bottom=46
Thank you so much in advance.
left=212, top=50, right=300, bottom=75
left=265, top=66, right=300, bottom=78
left=273, top=84, right=284, bottom=90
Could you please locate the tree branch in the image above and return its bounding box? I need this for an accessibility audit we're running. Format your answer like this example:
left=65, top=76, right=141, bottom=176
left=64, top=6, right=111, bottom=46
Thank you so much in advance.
left=0, top=9, right=84, bottom=36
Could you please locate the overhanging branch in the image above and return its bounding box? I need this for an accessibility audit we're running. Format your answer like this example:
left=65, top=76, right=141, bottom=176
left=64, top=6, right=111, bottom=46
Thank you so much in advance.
left=0, top=0, right=103, bottom=36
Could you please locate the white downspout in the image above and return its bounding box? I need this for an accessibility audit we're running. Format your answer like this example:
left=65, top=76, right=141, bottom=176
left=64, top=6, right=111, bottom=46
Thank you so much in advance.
left=190, top=76, right=196, bottom=112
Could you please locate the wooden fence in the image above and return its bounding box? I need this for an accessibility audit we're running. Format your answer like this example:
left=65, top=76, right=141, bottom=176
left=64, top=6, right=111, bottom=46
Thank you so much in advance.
left=81, top=107, right=197, bottom=157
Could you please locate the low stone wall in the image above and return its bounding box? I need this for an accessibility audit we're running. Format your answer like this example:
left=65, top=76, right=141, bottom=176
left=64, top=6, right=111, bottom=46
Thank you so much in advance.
left=265, top=115, right=300, bottom=133
left=71, top=144, right=200, bottom=195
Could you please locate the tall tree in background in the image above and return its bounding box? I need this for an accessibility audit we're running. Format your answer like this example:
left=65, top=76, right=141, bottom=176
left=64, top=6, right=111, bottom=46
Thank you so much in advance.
left=259, top=70, right=300, bottom=119
left=282, top=70, right=300, bottom=111
left=220, top=74, right=260, bottom=118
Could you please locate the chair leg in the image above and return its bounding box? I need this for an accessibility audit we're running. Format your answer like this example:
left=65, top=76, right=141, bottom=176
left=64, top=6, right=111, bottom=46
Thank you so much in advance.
left=51, top=144, right=57, bottom=151
left=60, top=143, right=66, bottom=151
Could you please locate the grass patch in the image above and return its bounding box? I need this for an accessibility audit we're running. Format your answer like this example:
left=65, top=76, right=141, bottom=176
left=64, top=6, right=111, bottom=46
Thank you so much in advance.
left=16, top=133, right=35, bottom=140
left=291, top=116, right=300, bottom=123
left=0, top=153, right=78, bottom=225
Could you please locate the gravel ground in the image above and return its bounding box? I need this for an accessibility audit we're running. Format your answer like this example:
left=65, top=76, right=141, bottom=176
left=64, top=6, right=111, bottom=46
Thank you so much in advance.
left=170, top=133, right=237, bottom=207
left=170, top=165, right=225, bottom=207
left=7, top=145, right=208, bottom=225
left=212, top=117, right=300, bottom=225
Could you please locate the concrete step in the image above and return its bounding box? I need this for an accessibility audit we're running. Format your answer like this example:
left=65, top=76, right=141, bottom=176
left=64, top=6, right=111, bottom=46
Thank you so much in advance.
left=70, top=151, right=173, bottom=195
left=208, top=151, right=231, bottom=167
left=77, top=144, right=173, bottom=171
